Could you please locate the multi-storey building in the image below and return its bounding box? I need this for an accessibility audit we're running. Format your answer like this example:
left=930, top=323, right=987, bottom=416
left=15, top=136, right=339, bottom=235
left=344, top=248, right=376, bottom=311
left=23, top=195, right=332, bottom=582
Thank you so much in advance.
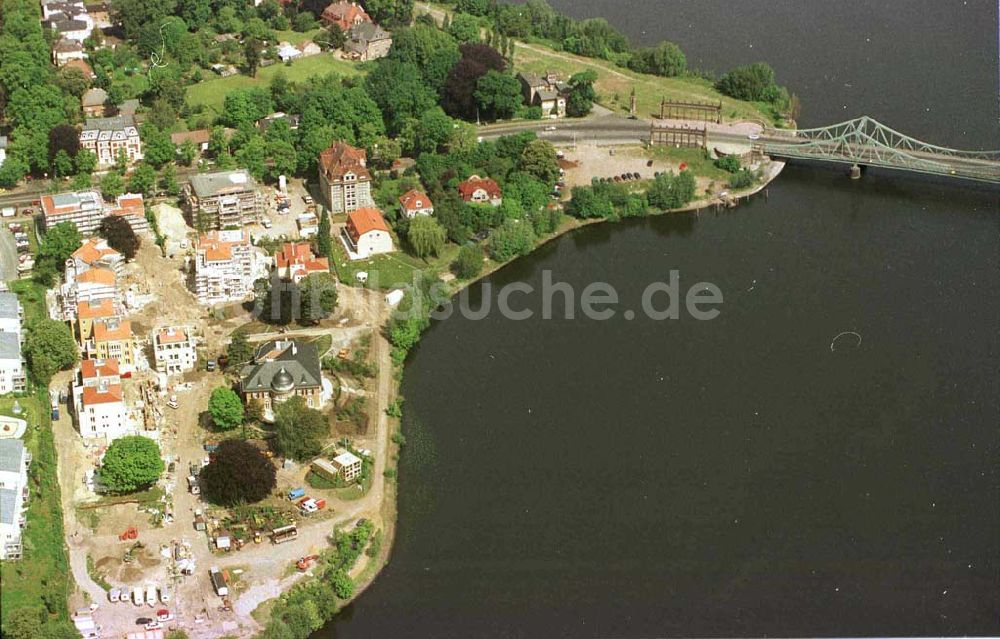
left=76, top=298, right=118, bottom=344
left=68, top=237, right=123, bottom=277
left=91, top=318, right=136, bottom=372
left=193, top=230, right=259, bottom=305
left=41, top=190, right=105, bottom=235
left=185, top=170, right=264, bottom=229
left=72, top=359, right=132, bottom=440
left=60, top=266, right=117, bottom=321
left=79, top=116, right=142, bottom=167
left=106, top=193, right=150, bottom=235
left=319, top=142, right=374, bottom=214
left=0, top=439, right=30, bottom=560
left=153, top=327, right=197, bottom=375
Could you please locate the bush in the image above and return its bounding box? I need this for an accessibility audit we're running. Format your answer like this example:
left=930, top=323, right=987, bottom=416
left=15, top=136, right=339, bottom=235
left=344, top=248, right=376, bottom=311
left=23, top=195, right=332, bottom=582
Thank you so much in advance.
left=200, top=440, right=276, bottom=505
left=452, top=244, right=484, bottom=279
left=715, top=62, right=781, bottom=103
left=646, top=170, right=696, bottom=210
left=100, top=436, right=164, bottom=493
left=488, top=219, right=536, bottom=261
left=24, top=318, right=78, bottom=385
left=714, top=156, right=741, bottom=173
left=728, top=168, right=758, bottom=189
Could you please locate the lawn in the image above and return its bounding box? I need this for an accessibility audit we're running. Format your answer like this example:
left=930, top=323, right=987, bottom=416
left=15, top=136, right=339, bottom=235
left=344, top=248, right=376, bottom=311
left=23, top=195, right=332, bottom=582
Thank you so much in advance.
left=273, top=29, right=323, bottom=46
left=512, top=42, right=770, bottom=124
left=0, top=391, right=73, bottom=629
left=330, top=239, right=459, bottom=290
left=186, top=54, right=367, bottom=113
left=8, top=279, right=46, bottom=322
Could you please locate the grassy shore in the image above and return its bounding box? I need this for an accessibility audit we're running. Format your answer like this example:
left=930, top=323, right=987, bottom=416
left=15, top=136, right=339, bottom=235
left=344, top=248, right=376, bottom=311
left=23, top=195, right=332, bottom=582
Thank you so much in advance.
left=512, top=40, right=771, bottom=123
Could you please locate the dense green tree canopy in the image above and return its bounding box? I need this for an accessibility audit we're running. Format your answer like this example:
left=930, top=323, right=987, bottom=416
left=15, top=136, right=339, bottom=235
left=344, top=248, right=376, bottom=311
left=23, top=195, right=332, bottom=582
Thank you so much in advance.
left=101, top=436, right=164, bottom=493
left=407, top=216, right=447, bottom=258
left=208, top=387, right=245, bottom=430
left=24, top=318, right=78, bottom=385
left=273, top=396, right=329, bottom=461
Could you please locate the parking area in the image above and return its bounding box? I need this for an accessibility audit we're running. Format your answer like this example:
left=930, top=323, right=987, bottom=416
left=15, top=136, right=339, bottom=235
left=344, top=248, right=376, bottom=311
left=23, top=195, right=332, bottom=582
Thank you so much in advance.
left=248, top=178, right=321, bottom=242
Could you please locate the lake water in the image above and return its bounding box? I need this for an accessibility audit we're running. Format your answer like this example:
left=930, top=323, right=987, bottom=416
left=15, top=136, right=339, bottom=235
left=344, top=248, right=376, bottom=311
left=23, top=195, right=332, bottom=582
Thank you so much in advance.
left=324, top=2, right=1000, bottom=636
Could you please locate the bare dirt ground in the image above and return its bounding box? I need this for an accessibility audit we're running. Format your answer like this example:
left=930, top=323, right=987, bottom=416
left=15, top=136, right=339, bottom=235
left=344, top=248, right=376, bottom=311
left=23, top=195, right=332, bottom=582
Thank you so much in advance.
left=57, top=224, right=399, bottom=639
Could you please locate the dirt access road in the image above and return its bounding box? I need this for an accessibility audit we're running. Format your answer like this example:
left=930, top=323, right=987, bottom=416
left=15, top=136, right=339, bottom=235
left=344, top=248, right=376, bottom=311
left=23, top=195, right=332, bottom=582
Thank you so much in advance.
left=56, top=240, right=398, bottom=639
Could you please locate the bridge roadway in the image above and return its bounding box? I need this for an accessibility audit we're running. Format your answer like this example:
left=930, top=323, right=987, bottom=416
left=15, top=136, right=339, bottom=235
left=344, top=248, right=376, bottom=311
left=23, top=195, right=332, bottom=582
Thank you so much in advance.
left=479, top=114, right=1000, bottom=183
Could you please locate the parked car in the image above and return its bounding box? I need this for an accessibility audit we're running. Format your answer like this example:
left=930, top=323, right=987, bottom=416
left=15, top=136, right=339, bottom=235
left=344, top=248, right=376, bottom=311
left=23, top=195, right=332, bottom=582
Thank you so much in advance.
left=108, top=588, right=121, bottom=603
left=144, top=622, right=163, bottom=631
left=135, top=618, right=152, bottom=626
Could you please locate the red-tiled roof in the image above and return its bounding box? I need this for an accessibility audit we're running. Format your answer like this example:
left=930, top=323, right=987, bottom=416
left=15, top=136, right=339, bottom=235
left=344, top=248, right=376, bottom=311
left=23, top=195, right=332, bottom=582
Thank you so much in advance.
left=72, top=238, right=120, bottom=265
left=81, top=358, right=119, bottom=379
left=77, top=268, right=116, bottom=286
left=319, top=141, right=370, bottom=181
left=346, top=208, right=389, bottom=242
left=320, top=1, right=371, bottom=30
left=275, top=243, right=329, bottom=273
left=170, top=130, right=210, bottom=146
left=93, top=320, right=132, bottom=342
left=399, top=190, right=432, bottom=211
left=82, top=383, right=123, bottom=405
left=157, top=328, right=188, bottom=344
left=458, top=176, right=502, bottom=201
left=77, top=298, right=116, bottom=320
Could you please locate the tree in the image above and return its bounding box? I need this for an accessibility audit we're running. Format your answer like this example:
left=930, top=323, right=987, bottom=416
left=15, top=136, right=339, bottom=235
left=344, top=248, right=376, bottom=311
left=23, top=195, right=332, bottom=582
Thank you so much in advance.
left=364, top=60, right=439, bottom=135
left=646, top=170, right=696, bottom=210
left=489, top=219, right=536, bottom=261
left=362, top=0, right=414, bottom=28
left=55, top=65, right=90, bottom=98
left=37, top=222, right=82, bottom=271
left=112, top=0, right=178, bottom=39
left=628, top=41, right=687, bottom=77
left=386, top=24, right=461, bottom=92
left=207, top=387, right=245, bottom=431
left=299, top=274, right=338, bottom=325
left=715, top=62, right=780, bottom=103
left=127, top=164, right=157, bottom=196
left=448, top=13, right=481, bottom=43
left=452, top=243, right=484, bottom=279
left=200, top=440, right=276, bottom=505
left=321, top=24, right=345, bottom=49
left=566, top=70, right=597, bottom=117
left=273, top=396, right=328, bottom=461
left=244, top=38, right=263, bottom=77
left=442, top=43, right=507, bottom=120
left=518, top=139, right=560, bottom=185
left=407, top=215, right=446, bottom=258
left=48, top=123, right=81, bottom=164
left=227, top=329, right=254, bottom=368
left=177, top=139, right=198, bottom=166
left=316, top=209, right=332, bottom=257
left=474, top=70, right=522, bottom=121
left=100, top=171, right=125, bottom=199
left=75, top=149, right=97, bottom=174
left=100, top=436, right=164, bottom=493
left=98, top=215, right=141, bottom=260
left=52, top=149, right=74, bottom=178
left=160, top=164, right=180, bottom=197
left=409, top=107, right=453, bottom=155
left=141, top=125, right=176, bottom=168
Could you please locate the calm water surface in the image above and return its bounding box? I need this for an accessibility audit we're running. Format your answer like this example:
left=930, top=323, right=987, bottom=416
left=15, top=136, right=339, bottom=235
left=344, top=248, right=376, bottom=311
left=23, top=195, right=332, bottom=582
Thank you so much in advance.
left=325, top=2, right=1000, bottom=636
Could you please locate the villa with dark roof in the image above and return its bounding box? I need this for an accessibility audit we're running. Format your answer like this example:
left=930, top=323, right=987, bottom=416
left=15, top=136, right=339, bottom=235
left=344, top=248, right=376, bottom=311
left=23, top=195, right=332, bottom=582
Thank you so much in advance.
left=240, top=340, right=325, bottom=421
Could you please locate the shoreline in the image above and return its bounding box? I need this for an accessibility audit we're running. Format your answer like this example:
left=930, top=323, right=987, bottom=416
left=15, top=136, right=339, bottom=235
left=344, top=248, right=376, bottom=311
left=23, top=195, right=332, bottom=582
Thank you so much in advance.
left=317, top=155, right=787, bottom=624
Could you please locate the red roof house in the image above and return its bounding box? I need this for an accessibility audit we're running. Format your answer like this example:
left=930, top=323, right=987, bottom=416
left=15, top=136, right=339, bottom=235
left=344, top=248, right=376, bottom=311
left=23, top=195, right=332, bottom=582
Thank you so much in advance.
left=458, top=176, right=502, bottom=206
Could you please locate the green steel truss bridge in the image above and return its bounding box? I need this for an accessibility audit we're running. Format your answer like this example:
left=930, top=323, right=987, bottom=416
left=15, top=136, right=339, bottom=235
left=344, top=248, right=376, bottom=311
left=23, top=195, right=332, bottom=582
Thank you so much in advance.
left=755, top=116, right=1000, bottom=183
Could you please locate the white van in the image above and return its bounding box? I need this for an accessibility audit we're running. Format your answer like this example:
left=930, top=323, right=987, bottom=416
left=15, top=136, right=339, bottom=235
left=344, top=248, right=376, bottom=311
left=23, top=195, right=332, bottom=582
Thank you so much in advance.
left=108, top=587, right=121, bottom=603
left=159, top=586, right=172, bottom=603
left=132, top=587, right=144, bottom=606
left=145, top=584, right=157, bottom=606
